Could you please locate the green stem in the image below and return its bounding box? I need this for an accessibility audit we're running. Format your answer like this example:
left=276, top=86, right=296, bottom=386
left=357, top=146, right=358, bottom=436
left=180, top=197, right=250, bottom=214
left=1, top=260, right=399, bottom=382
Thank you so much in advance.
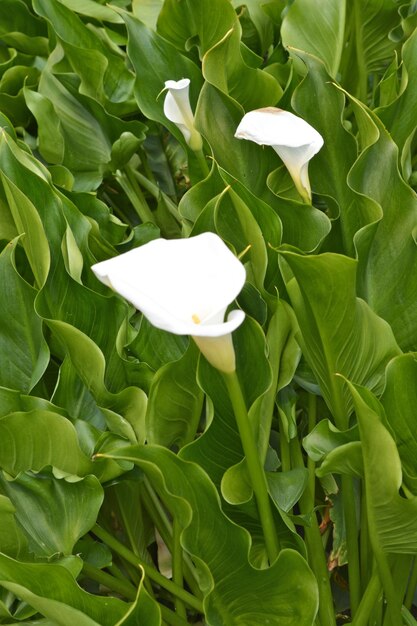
left=82, top=561, right=137, bottom=599
left=405, top=557, right=417, bottom=610
left=92, top=524, right=203, bottom=614
left=142, top=479, right=202, bottom=598
left=132, top=169, right=180, bottom=219
left=115, top=167, right=156, bottom=225
left=402, top=605, right=417, bottom=626
left=353, top=0, right=367, bottom=102
left=223, top=371, right=280, bottom=563
left=172, top=517, right=187, bottom=620
left=342, top=475, right=361, bottom=618
left=359, top=484, right=371, bottom=592
left=373, top=546, right=402, bottom=625
left=350, top=570, right=382, bottom=626
left=307, top=394, right=317, bottom=500
left=82, top=562, right=190, bottom=626
left=279, top=424, right=292, bottom=473
left=291, top=437, right=336, bottom=626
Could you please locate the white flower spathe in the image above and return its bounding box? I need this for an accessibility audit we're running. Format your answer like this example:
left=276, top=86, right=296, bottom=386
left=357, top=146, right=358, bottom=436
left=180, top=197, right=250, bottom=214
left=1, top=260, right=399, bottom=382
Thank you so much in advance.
left=234, top=107, right=323, bottom=203
left=163, top=78, right=203, bottom=152
left=91, top=233, right=246, bottom=373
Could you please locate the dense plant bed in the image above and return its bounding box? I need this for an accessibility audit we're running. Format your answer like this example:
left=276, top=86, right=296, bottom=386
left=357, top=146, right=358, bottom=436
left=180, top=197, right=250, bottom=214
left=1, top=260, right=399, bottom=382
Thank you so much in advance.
left=0, top=1, right=417, bottom=625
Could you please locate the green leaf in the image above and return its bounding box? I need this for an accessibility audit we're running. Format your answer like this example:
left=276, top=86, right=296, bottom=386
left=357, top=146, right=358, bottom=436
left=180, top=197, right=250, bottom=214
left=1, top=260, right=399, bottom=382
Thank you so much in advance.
left=347, top=382, right=417, bottom=554
left=380, top=354, right=417, bottom=493
left=0, top=410, right=94, bottom=477
left=339, top=0, right=400, bottom=99
left=231, top=0, right=275, bottom=55
left=0, top=172, right=50, bottom=289
left=0, top=0, right=48, bottom=55
left=0, top=239, right=49, bottom=392
left=215, top=175, right=282, bottom=296
left=32, top=0, right=134, bottom=105
left=267, top=468, right=309, bottom=513
left=56, top=0, right=124, bottom=23
left=0, top=472, right=103, bottom=557
left=157, top=0, right=236, bottom=57
left=377, top=28, right=417, bottom=178
left=101, top=444, right=319, bottom=626
left=0, top=554, right=155, bottom=626
left=316, top=442, right=363, bottom=479
left=146, top=342, right=203, bottom=447
left=281, top=0, right=346, bottom=78
left=303, top=420, right=359, bottom=463
left=349, top=96, right=417, bottom=352
left=132, top=0, right=164, bottom=30
left=25, top=72, right=145, bottom=191
left=289, top=50, right=380, bottom=256
left=0, top=65, right=40, bottom=127
left=279, top=251, right=401, bottom=429
left=0, top=495, right=30, bottom=559
left=202, top=22, right=281, bottom=110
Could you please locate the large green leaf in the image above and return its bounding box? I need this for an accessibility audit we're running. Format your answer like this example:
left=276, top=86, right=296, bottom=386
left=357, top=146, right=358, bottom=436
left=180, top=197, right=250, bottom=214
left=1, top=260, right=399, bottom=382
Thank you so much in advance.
left=339, top=0, right=401, bottom=98
left=376, top=28, right=417, bottom=178
left=281, top=0, right=346, bottom=78
left=146, top=342, right=203, bottom=447
left=380, top=354, right=417, bottom=493
left=0, top=410, right=93, bottom=477
left=349, top=96, right=417, bottom=351
left=279, top=251, right=401, bottom=428
left=101, top=444, right=319, bottom=626
left=347, top=382, right=417, bottom=554
left=0, top=239, right=49, bottom=392
left=0, top=472, right=103, bottom=557
left=0, top=554, right=159, bottom=626
left=0, top=495, right=30, bottom=559
left=0, top=0, right=48, bottom=55
left=56, top=0, right=124, bottom=23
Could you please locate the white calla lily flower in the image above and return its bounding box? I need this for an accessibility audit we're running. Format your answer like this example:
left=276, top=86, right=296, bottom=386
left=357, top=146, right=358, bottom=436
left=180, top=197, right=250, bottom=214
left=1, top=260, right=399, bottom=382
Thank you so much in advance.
left=92, top=233, right=246, bottom=373
left=163, top=78, right=203, bottom=152
left=234, top=107, right=323, bottom=203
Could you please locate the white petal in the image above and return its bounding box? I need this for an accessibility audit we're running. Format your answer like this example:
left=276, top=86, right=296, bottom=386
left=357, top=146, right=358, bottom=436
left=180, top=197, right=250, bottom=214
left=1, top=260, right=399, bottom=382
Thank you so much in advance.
left=91, top=233, right=246, bottom=337
left=234, top=108, right=323, bottom=202
left=163, top=78, right=195, bottom=144
left=234, top=108, right=323, bottom=150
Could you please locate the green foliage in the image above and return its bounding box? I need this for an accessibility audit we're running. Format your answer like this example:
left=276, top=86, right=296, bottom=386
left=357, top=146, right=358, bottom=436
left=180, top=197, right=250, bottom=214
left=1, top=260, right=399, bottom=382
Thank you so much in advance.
left=0, top=1, right=417, bottom=624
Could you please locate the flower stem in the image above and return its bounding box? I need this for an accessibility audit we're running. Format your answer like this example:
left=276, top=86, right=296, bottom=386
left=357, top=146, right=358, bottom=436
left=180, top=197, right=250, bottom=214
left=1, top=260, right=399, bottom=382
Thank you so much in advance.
left=223, top=371, right=280, bottom=563
left=115, top=167, right=156, bottom=225
left=342, top=475, right=361, bottom=617
left=350, top=569, right=382, bottom=626
left=353, top=0, right=367, bottom=102
left=82, top=562, right=191, bottom=626
left=291, top=435, right=336, bottom=626
left=172, top=516, right=187, bottom=620
left=141, top=478, right=202, bottom=598
left=82, top=561, right=137, bottom=599
left=405, top=557, right=417, bottom=610
left=91, top=524, right=203, bottom=613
